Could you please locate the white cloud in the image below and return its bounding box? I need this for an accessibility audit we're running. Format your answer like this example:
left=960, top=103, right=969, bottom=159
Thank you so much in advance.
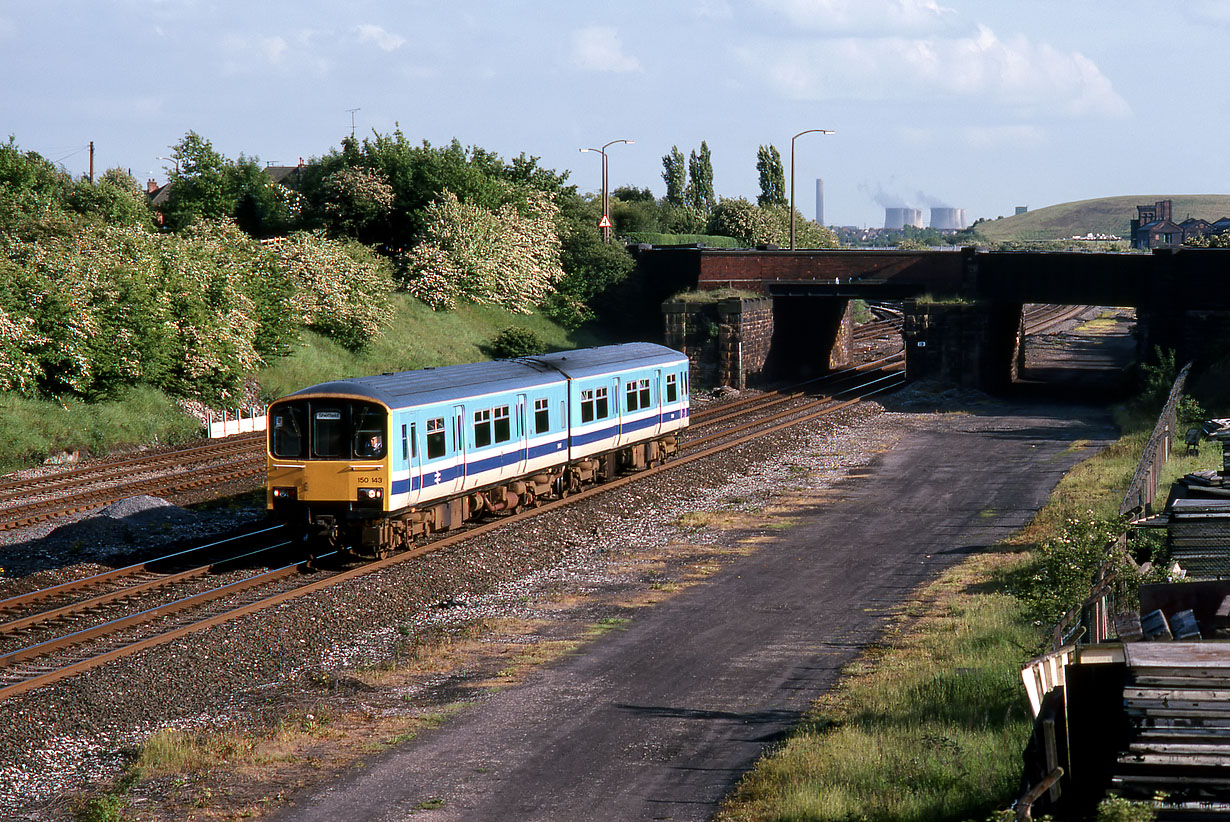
left=219, top=31, right=329, bottom=76
left=259, top=35, right=289, bottom=63
left=570, top=26, right=641, bottom=72
left=356, top=24, right=405, bottom=52
left=756, top=0, right=956, bottom=34
left=738, top=24, right=1130, bottom=118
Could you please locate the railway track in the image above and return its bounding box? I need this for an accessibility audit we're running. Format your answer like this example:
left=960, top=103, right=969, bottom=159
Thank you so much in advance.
left=0, top=365, right=905, bottom=702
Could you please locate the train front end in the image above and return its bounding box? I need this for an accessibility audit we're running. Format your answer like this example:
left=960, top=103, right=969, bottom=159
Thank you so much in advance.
left=266, top=393, right=391, bottom=552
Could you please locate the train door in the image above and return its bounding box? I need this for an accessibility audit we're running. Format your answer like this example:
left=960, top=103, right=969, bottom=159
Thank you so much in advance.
left=452, top=404, right=468, bottom=492
left=403, top=420, right=421, bottom=506
left=515, top=393, right=529, bottom=475
left=653, top=368, right=664, bottom=434
left=611, top=376, right=624, bottom=447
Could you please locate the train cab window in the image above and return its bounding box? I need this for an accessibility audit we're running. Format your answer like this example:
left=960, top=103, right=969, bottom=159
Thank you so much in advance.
left=426, top=417, right=446, bottom=459
left=666, top=373, right=678, bottom=403
left=354, top=406, right=386, bottom=459
left=494, top=405, right=511, bottom=443
left=271, top=405, right=306, bottom=458
left=581, top=389, right=595, bottom=424
left=534, top=398, right=550, bottom=433
left=596, top=387, right=609, bottom=419
left=474, top=409, right=493, bottom=448
left=313, top=408, right=346, bottom=458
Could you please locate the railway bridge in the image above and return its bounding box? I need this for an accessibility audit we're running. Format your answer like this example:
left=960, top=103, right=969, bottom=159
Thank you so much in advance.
left=641, top=246, right=1230, bottom=391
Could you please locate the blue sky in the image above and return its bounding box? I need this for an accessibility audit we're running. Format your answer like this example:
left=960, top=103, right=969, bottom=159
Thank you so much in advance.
left=4, top=1, right=1228, bottom=228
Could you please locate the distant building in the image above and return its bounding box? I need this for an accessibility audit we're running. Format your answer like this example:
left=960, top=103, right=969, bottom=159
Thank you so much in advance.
left=1015, top=206, right=1029, bottom=216
left=1130, top=199, right=1225, bottom=249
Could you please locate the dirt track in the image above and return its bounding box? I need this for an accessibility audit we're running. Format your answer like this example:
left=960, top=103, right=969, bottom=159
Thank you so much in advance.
left=274, top=397, right=1117, bottom=822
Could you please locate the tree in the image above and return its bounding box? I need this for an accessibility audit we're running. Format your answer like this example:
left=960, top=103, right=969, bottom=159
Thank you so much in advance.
left=67, top=168, right=152, bottom=229
left=685, top=141, right=714, bottom=215
left=661, top=146, right=686, bottom=207
left=161, top=131, right=234, bottom=230
left=707, top=197, right=839, bottom=249
left=551, top=191, right=635, bottom=328
left=321, top=166, right=394, bottom=242
left=227, top=156, right=301, bottom=238
left=397, top=187, right=563, bottom=313
left=756, top=144, right=786, bottom=208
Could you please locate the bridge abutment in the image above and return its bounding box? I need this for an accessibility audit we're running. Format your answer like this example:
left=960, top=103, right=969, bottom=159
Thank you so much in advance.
left=663, top=296, right=852, bottom=389
left=903, top=300, right=1024, bottom=392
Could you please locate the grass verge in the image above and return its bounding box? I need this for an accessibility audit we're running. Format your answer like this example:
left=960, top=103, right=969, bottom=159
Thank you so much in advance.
left=716, top=550, right=1037, bottom=822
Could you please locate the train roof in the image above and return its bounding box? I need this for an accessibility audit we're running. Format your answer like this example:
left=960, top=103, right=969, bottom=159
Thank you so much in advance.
left=524, top=342, right=686, bottom=379
left=278, top=343, right=686, bottom=409
left=284, top=359, right=562, bottom=408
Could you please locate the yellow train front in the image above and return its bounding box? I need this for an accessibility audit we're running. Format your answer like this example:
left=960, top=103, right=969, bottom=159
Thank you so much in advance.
left=266, top=391, right=392, bottom=551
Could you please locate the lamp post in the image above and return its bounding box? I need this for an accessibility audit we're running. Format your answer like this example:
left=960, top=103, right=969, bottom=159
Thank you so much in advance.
left=789, top=129, right=833, bottom=249
left=580, top=139, right=634, bottom=242
left=157, top=156, right=180, bottom=175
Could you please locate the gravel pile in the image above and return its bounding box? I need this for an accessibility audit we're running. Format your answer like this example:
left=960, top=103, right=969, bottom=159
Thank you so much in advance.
left=0, top=398, right=920, bottom=818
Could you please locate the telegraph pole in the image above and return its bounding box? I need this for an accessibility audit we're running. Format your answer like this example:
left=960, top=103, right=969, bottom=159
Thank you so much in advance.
left=88, top=141, right=94, bottom=182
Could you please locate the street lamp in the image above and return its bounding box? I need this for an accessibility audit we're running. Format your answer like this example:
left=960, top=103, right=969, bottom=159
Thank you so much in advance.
left=580, top=139, right=634, bottom=242
left=157, top=156, right=180, bottom=175
left=789, top=129, right=833, bottom=249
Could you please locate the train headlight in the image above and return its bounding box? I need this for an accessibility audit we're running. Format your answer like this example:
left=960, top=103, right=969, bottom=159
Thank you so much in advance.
left=357, top=487, right=384, bottom=504
left=272, top=487, right=297, bottom=502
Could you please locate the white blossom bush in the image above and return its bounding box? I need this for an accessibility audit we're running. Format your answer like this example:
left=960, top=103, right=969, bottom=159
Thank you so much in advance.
left=0, top=306, right=46, bottom=393
left=398, top=187, right=563, bottom=313
left=277, top=232, right=393, bottom=350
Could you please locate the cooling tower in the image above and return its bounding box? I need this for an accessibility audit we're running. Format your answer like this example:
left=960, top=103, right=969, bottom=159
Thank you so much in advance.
left=885, top=207, right=923, bottom=230
left=929, top=207, right=966, bottom=231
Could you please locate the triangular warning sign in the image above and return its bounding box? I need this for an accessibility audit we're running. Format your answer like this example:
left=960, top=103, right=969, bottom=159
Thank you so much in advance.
left=598, top=215, right=612, bottom=228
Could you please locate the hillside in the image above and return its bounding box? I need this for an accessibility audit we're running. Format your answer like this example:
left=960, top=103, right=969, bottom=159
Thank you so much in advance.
left=974, top=194, right=1230, bottom=243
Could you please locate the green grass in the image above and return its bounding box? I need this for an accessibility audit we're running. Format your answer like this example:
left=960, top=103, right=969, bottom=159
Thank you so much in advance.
left=0, top=294, right=602, bottom=474
left=974, top=194, right=1230, bottom=244
left=0, top=385, right=202, bottom=474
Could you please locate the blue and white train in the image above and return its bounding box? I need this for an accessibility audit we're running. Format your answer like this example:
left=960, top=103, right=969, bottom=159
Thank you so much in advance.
left=266, top=343, right=690, bottom=554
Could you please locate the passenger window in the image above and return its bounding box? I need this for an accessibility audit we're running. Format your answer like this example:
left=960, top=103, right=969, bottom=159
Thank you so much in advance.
left=474, top=409, right=493, bottom=448
left=581, top=390, right=595, bottom=424
left=494, top=405, right=511, bottom=443
left=625, top=382, right=639, bottom=412
left=426, top=417, right=446, bottom=459
left=596, top=387, right=609, bottom=419
left=666, top=373, right=678, bottom=403
left=534, top=398, right=550, bottom=433
left=639, top=380, right=651, bottom=408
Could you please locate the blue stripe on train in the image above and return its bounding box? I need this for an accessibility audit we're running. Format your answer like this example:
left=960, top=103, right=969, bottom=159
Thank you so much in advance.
left=390, top=413, right=686, bottom=497
left=391, top=437, right=568, bottom=496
